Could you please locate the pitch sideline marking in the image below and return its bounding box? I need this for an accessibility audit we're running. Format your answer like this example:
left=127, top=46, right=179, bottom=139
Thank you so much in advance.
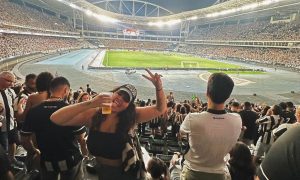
left=199, top=72, right=255, bottom=86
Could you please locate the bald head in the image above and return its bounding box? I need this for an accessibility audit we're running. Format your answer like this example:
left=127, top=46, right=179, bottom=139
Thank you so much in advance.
left=0, top=71, right=15, bottom=90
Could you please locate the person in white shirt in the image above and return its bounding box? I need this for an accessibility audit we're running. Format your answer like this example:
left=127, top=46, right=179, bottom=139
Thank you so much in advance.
left=180, top=73, right=242, bottom=180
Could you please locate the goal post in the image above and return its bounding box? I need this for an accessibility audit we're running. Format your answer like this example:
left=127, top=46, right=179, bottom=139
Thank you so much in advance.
left=181, top=61, right=199, bottom=68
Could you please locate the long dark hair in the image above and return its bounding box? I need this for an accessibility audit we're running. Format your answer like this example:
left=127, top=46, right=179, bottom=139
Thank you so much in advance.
left=147, top=157, right=168, bottom=180
left=229, top=142, right=255, bottom=178
left=91, top=88, right=136, bottom=137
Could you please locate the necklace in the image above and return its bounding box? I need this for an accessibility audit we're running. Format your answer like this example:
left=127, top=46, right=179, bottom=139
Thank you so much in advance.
left=49, top=96, right=62, bottom=100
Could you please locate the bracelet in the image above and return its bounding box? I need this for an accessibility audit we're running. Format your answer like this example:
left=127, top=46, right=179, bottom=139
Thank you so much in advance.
left=156, top=87, right=162, bottom=91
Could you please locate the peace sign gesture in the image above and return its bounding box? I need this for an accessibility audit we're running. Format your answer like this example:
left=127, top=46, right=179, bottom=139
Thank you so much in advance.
left=142, top=69, right=163, bottom=90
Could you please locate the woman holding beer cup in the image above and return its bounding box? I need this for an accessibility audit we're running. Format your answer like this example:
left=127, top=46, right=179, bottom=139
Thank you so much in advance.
left=50, top=69, right=166, bottom=180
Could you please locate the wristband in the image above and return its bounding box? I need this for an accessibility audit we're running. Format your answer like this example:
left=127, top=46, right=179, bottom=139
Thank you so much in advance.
left=156, top=87, right=162, bottom=91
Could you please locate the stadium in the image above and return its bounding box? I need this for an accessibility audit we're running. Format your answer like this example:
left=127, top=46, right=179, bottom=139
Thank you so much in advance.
left=0, top=0, right=300, bottom=179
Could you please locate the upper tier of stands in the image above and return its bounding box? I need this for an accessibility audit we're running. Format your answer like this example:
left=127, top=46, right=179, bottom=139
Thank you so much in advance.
left=188, top=20, right=300, bottom=41
left=0, top=0, right=75, bottom=33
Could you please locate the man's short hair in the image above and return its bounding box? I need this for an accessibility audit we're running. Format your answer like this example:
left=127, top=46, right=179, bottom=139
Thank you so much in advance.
left=279, top=102, right=287, bottom=110
left=50, top=77, right=70, bottom=92
left=0, top=71, right=15, bottom=80
left=286, top=102, right=294, bottom=109
left=25, top=74, right=36, bottom=83
left=244, top=102, right=251, bottom=109
left=207, top=73, right=234, bottom=104
left=232, top=102, right=240, bottom=107
left=36, top=72, right=54, bottom=92
left=272, top=105, right=282, bottom=115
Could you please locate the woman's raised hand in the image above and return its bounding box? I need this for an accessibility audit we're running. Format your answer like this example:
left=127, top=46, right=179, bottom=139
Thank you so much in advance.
left=90, top=92, right=112, bottom=108
left=142, top=69, right=163, bottom=90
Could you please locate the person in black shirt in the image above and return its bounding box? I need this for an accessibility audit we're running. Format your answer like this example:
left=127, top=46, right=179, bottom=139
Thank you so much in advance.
left=21, top=77, right=86, bottom=180
left=239, top=102, right=259, bottom=146
left=257, top=125, right=300, bottom=180
left=279, top=102, right=296, bottom=124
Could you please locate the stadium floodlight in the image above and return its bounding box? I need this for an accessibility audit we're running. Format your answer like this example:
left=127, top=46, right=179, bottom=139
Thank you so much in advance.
left=206, top=0, right=285, bottom=18
left=85, top=10, right=93, bottom=16
left=148, top=19, right=181, bottom=27
left=94, top=14, right=119, bottom=23
left=69, top=3, right=80, bottom=10
left=187, top=16, right=198, bottom=20
left=166, top=19, right=182, bottom=26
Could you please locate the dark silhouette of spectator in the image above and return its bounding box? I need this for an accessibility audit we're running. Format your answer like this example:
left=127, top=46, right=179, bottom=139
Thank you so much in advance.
left=0, top=144, right=14, bottom=180
left=230, top=101, right=240, bottom=113
left=138, top=100, right=147, bottom=135
left=272, top=105, right=300, bottom=139
left=239, top=102, right=259, bottom=145
left=86, top=84, right=91, bottom=95
left=228, top=142, right=255, bottom=180
left=279, top=102, right=296, bottom=124
left=147, top=157, right=170, bottom=180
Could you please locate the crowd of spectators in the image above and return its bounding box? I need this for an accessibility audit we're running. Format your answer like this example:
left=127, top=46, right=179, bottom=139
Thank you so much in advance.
left=0, top=23, right=79, bottom=36
left=179, top=45, right=300, bottom=70
left=98, top=39, right=171, bottom=51
left=0, top=0, right=74, bottom=32
left=189, top=20, right=300, bottom=41
left=0, top=34, right=89, bottom=59
left=0, top=69, right=299, bottom=180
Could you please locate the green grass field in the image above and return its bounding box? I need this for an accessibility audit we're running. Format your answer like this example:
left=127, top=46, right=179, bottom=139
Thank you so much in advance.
left=103, top=50, right=242, bottom=69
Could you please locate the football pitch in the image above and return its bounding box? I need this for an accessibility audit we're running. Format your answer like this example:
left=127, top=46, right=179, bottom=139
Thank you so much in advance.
left=103, top=50, right=241, bottom=69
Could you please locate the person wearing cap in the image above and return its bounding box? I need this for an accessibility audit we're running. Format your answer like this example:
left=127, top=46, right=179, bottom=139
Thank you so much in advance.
left=50, top=69, right=167, bottom=180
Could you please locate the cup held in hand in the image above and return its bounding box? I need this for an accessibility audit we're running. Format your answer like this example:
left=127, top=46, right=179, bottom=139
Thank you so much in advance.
left=101, top=92, right=113, bottom=114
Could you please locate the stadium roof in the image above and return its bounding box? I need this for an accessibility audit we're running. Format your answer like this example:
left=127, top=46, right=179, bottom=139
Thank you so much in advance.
left=22, top=0, right=300, bottom=28
left=87, top=0, right=218, bottom=14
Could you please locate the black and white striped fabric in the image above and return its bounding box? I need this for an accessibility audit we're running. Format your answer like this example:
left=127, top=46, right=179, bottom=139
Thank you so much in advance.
left=122, top=132, right=146, bottom=179
left=257, top=115, right=282, bottom=144
left=272, top=123, right=299, bottom=139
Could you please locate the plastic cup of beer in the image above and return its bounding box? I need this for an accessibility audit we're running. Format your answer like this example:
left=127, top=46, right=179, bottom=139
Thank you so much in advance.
left=102, top=92, right=113, bottom=114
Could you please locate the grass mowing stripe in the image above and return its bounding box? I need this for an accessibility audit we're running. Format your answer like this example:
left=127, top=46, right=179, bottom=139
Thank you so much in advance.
left=104, top=50, right=242, bottom=69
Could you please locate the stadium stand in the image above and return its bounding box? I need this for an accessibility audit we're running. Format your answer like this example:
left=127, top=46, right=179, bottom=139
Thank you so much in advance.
left=188, top=20, right=300, bottom=41
left=0, top=0, right=74, bottom=32
left=93, top=39, right=172, bottom=51
left=179, top=45, right=300, bottom=70
left=0, top=34, right=88, bottom=59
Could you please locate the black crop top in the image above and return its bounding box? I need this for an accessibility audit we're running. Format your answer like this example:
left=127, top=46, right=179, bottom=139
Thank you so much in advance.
left=87, top=130, right=125, bottom=159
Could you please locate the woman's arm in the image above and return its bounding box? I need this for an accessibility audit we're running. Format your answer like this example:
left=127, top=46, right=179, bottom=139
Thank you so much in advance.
left=50, top=94, right=112, bottom=126
left=136, top=69, right=167, bottom=123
